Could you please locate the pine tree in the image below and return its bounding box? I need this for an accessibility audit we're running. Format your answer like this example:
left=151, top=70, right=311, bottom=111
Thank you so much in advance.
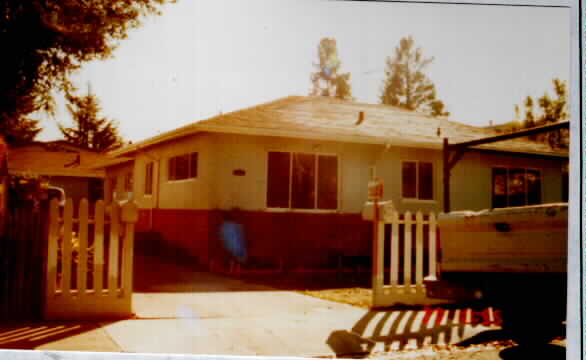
left=0, top=116, right=41, bottom=146
left=380, top=36, right=449, bottom=117
left=517, top=79, right=569, bottom=149
left=0, top=0, right=172, bottom=128
left=310, top=38, right=354, bottom=100
left=59, top=85, right=123, bottom=152
left=524, top=96, right=536, bottom=129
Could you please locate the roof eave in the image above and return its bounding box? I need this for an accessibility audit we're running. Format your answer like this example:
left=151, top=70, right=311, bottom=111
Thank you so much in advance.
left=197, top=124, right=568, bottom=158
left=195, top=123, right=441, bottom=149
left=88, top=157, right=135, bottom=170
left=108, top=119, right=566, bottom=159
left=108, top=124, right=202, bottom=157
left=8, top=169, right=105, bottom=178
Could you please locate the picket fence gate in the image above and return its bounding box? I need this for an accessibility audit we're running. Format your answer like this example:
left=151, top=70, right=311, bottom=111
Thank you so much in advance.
left=372, top=210, right=448, bottom=308
left=45, top=198, right=138, bottom=320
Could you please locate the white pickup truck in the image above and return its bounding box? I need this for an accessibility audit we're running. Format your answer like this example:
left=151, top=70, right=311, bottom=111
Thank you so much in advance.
left=424, top=203, right=568, bottom=344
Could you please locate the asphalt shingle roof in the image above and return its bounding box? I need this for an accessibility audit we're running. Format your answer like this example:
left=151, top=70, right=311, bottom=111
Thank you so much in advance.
left=111, top=96, right=569, bottom=158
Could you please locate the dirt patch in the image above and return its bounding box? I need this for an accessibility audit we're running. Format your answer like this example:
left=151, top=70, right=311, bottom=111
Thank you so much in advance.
left=234, top=271, right=373, bottom=308
left=301, top=287, right=372, bottom=308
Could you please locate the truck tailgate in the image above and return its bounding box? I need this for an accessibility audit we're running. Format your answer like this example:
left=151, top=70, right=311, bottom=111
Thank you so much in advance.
left=437, top=203, right=568, bottom=273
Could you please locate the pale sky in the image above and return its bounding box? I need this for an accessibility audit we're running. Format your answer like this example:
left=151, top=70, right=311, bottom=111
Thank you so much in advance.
left=37, top=0, right=571, bottom=144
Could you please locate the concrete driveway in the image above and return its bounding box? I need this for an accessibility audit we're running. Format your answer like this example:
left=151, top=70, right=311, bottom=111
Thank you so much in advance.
left=90, top=254, right=501, bottom=357
left=0, top=253, right=562, bottom=359
left=102, top=254, right=367, bottom=356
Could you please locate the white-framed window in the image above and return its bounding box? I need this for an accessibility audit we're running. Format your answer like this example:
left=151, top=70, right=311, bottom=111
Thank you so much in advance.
left=145, top=162, right=154, bottom=195
left=401, top=160, right=434, bottom=200
left=492, top=167, right=542, bottom=208
left=168, top=152, right=198, bottom=181
left=266, top=151, right=338, bottom=210
left=124, top=172, right=133, bottom=192
left=109, top=177, right=117, bottom=202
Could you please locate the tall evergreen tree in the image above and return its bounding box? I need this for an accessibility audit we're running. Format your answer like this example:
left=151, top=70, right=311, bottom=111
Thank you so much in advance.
left=0, top=116, right=42, bottom=146
left=0, top=0, right=172, bottom=128
left=518, top=79, right=569, bottom=149
left=59, top=85, right=123, bottom=152
left=524, top=96, right=536, bottom=129
left=310, top=38, right=354, bottom=100
left=380, top=36, right=449, bottom=117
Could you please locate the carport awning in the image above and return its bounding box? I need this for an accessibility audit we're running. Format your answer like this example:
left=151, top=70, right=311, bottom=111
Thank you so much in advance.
left=442, top=120, right=570, bottom=212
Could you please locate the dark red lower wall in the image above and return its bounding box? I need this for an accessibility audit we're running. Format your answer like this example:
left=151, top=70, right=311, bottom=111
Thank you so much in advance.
left=137, top=209, right=372, bottom=268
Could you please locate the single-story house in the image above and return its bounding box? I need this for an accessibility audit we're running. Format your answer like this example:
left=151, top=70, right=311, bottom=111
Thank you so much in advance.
left=8, top=141, right=108, bottom=204
left=95, top=96, right=569, bottom=268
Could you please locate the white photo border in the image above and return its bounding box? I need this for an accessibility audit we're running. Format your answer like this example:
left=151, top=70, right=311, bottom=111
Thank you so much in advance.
left=0, top=0, right=582, bottom=359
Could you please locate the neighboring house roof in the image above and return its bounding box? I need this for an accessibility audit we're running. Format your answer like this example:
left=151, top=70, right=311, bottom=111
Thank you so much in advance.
left=8, top=142, right=108, bottom=178
left=88, top=156, right=134, bottom=170
left=108, top=96, right=569, bottom=159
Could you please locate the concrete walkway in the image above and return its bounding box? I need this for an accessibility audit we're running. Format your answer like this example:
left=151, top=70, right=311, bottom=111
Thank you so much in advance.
left=1, top=255, right=507, bottom=357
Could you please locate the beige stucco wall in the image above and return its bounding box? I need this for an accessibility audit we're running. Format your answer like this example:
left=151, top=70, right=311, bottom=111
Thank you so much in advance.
left=450, top=151, right=565, bottom=211
left=116, top=131, right=567, bottom=214
left=120, top=134, right=213, bottom=210
left=206, top=132, right=383, bottom=213
left=374, top=147, right=444, bottom=214
left=104, top=162, right=134, bottom=203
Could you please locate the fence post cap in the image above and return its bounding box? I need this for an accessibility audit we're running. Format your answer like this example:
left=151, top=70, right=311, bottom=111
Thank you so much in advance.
left=361, top=200, right=395, bottom=221
left=120, top=200, right=138, bottom=223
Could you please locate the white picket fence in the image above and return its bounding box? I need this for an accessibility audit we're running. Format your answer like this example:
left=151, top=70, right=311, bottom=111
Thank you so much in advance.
left=45, top=198, right=138, bottom=320
left=372, top=210, right=447, bottom=308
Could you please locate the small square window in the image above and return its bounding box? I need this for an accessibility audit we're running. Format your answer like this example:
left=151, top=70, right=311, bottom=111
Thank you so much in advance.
left=124, top=172, right=133, bottom=192
left=169, top=152, right=198, bottom=181
left=402, top=161, right=433, bottom=200
left=145, top=162, right=154, bottom=195
left=190, top=152, right=198, bottom=178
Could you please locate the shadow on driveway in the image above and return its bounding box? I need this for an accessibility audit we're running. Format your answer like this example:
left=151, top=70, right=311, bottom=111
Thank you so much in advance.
left=327, top=305, right=566, bottom=359
left=133, top=254, right=277, bottom=293
left=133, top=253, right=371, bottom=293
left=0, top=321, right=118, bottom=351
left=327, top=306, right=488, bottom=358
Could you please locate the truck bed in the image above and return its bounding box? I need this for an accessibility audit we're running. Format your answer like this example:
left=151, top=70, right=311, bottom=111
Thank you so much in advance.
left=437, top=203, right=568, bottom=274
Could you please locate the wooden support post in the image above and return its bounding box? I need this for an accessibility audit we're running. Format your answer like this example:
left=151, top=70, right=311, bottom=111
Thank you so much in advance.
left=372, top=196, right=379, bottom=288
left=443, top=138, right=451, bottom=213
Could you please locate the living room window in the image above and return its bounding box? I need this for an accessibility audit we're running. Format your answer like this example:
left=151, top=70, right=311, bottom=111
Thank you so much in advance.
left=145, top=162, right=154, bottom=195
left=266, top=152, right=338, bottom=210
left=168, top=152, right=198, bottom=181
left=401, top=161, right=434, bottom=200
left=492, top=167, right=542, bottom=208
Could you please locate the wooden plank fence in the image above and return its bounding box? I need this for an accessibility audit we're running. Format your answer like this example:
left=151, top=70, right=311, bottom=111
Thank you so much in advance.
left=0, top=198, right=47, bottom=321
left=44, top=198, right=138, bottom=320
left=372, top=210, right=448, bottom=308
